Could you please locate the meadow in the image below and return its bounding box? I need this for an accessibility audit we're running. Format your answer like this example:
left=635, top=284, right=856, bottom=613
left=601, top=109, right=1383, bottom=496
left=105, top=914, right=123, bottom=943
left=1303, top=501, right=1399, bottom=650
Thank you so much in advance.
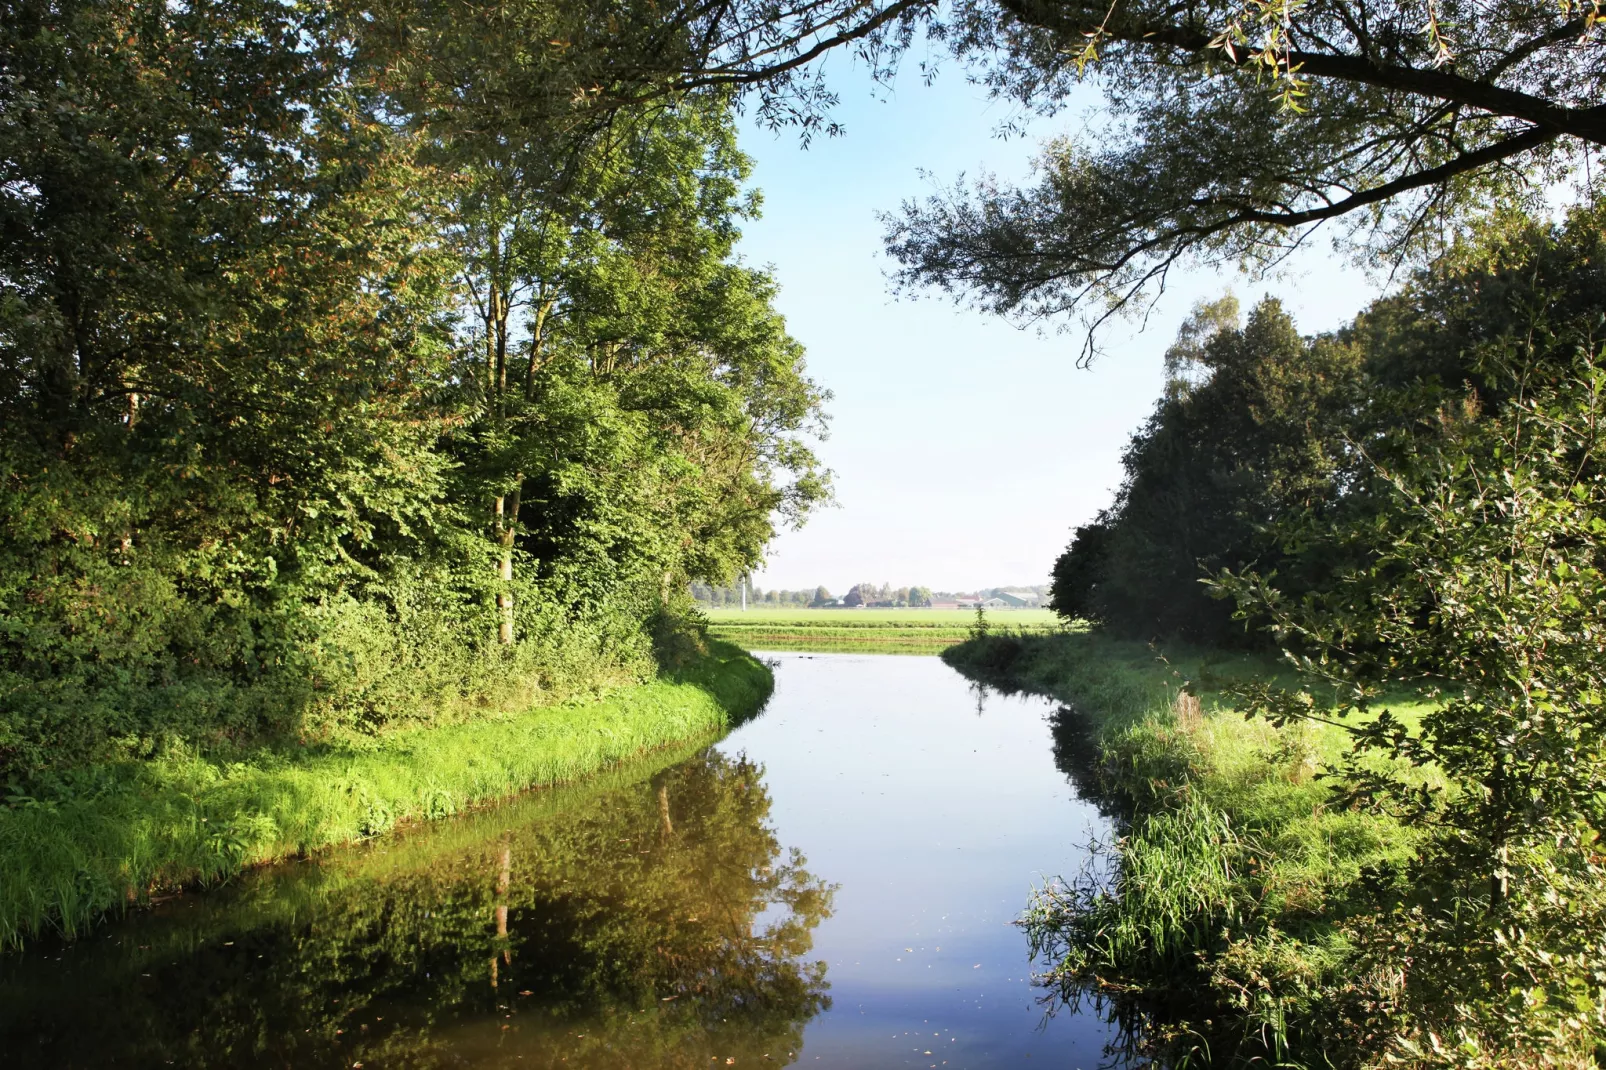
left=704, top=607, right=1063, bottom=653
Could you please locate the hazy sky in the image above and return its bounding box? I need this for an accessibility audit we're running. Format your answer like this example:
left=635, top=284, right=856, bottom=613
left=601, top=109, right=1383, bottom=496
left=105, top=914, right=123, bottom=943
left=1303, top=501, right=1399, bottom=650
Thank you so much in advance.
left=734, top=58, right=1383, bottom=594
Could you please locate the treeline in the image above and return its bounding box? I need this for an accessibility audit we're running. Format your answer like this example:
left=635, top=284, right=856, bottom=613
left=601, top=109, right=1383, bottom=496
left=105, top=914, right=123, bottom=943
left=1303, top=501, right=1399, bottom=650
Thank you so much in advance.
left=0, top=0, right=835, bottom=780
left=690, top=583, right=935, bottom=607
left=692, top=582, right=1048, bottom=607
left=691, top=584, right=830, bottom=607
left=1049, top=201, right=1606, bottom=646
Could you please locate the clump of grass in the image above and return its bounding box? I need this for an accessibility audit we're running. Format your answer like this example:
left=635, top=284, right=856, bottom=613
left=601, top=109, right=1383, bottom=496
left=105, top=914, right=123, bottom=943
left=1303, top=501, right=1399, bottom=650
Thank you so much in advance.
left=0, top=640, right=770, bottom=952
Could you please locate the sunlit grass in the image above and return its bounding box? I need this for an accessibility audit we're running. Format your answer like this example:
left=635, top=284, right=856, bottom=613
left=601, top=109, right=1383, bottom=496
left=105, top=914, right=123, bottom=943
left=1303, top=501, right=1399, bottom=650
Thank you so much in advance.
left=0, top=641, right=771, bottom=952
left=707, top=607, right=1063, bottom=653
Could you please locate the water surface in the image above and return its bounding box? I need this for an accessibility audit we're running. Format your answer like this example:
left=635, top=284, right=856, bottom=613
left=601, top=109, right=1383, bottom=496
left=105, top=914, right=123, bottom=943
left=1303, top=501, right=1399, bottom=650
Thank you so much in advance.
left=2, top=652, right=1113, bottom=1067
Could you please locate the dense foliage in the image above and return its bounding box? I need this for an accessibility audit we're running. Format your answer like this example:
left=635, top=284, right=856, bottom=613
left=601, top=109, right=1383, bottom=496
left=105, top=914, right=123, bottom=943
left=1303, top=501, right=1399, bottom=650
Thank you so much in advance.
left=1050, top=199, right=1606, bottom=645
left=1049, top=296, right=1366, bottom=641
left=0, top=0, right=829, bottom=779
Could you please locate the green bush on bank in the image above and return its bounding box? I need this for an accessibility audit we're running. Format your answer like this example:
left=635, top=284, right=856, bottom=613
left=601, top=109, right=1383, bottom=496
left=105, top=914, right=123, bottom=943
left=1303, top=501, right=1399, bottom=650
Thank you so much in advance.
left=0, top=639, right=770, bottom=952
left=945, top=631, right=1426, bottom=1066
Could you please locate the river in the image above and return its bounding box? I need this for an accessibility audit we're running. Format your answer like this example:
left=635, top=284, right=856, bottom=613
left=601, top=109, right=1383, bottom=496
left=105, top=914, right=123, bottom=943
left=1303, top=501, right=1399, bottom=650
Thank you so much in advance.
left=1, top=652, right=1116, bottom=1068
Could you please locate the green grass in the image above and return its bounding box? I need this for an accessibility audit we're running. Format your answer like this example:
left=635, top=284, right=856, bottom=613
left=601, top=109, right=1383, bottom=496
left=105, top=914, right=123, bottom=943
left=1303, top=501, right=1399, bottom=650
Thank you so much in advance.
left=944, top=631, right=1432, bottom=1064
left=0, top=640, right=771, bottom=952
left=706, top=607, right=1063, bottom=653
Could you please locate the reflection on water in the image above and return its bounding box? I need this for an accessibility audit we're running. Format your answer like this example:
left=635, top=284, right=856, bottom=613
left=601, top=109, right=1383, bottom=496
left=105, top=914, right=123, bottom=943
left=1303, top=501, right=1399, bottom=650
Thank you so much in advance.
left=2, top=745, right=834, bottom=1068
left=3, top=653, right=1116, bottom=1068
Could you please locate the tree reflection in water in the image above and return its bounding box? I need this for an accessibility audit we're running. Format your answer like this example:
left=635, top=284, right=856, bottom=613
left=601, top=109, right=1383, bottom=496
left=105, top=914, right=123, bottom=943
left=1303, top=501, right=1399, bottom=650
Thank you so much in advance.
left=0, top=746, right=835, bottom=1069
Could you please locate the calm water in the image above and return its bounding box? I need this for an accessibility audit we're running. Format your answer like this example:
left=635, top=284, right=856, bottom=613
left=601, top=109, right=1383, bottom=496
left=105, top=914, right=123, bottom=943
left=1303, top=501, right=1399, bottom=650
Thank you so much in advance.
left=1, top=653, right=1114, bottom=1068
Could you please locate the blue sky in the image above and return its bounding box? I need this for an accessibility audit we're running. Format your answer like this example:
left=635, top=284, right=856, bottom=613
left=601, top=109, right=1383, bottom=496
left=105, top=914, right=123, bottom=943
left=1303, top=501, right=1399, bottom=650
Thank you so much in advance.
left=734, top=57, right=1383, bottom=594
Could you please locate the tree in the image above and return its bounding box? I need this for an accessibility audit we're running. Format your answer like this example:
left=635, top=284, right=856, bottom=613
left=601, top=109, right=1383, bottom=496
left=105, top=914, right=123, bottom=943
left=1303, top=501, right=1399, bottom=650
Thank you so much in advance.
left=1047, top=298, right=1366, bottom=642
left=908, top=586, right=933, bottom=607
left=885, top=0, right=1606, bottom=353
left=810, top=586, right=832, bottom=606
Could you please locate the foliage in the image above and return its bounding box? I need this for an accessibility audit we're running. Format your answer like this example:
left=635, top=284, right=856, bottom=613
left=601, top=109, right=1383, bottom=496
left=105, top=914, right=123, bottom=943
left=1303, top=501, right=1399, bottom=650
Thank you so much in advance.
left=1049, top=297, right=1366, bottom=644
left=992, top=204, right=1606, bottom=1065
left=886, top=0, right=1604, bottom=350
left=1050, top=199, right=1606, bottom=650
left=1217, top=350, right=1606, bottom=1063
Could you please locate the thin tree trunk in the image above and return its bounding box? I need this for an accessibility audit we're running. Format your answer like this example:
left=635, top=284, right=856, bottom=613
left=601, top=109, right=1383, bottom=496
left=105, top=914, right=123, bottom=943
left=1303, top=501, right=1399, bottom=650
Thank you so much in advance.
left=657, top=782, right=674, bottom=839
left=491, top=839, right=512, bottom=988
left=495, top=493, right=514, bottom=645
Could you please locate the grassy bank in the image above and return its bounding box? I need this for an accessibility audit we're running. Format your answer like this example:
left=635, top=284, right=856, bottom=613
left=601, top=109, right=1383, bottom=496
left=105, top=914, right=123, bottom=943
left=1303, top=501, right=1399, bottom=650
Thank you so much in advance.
left=943, top=631, right=1432, bottom=1066
left=707, top=607, right=1061, bottom=653
left=0, top=640, right=771, bottom=952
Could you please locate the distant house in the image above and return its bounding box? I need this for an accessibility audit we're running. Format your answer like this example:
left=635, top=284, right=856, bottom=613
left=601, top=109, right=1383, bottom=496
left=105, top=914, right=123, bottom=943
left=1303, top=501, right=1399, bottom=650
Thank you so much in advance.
left=995, top=591, right=1044, bottom=608
left=979, top=597, right=1010, bottom=609
left=929, top=600, right=960, bottom=611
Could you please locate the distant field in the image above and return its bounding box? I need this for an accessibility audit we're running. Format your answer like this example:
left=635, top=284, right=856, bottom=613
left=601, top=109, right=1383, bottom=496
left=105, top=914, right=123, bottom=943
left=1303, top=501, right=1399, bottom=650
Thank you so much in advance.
left=703, top=607, right=1064, bottom=653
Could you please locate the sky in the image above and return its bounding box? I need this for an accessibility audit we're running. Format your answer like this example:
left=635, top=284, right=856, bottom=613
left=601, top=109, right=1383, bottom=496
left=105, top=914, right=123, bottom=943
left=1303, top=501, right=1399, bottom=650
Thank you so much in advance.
left=733, top=57, right=1384, bottom=595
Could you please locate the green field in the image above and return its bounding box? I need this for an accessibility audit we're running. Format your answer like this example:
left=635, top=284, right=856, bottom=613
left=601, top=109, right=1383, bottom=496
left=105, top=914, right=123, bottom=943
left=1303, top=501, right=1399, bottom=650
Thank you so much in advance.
left=704, top=607, right=1064, bottom=653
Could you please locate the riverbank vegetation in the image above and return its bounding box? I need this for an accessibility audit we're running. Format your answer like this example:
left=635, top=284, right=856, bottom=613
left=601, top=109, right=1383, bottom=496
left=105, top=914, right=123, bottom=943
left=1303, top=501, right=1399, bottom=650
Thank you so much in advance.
left=944, top=200, right=1606, bottom=1067
left=2, top=732, right=832, bottom=1067
left=0, top=639, right=770, bottom=951
left=947, top=632, right=1434, bottom=1062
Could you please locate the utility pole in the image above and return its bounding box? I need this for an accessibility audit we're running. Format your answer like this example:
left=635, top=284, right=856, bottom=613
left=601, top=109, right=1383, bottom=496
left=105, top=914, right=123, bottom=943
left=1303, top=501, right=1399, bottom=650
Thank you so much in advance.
left=741, top=576, right=748, bottom=612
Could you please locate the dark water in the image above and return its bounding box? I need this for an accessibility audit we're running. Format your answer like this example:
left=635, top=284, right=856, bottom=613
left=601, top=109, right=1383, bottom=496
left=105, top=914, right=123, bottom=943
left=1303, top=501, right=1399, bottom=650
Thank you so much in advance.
left=1, top=653, right=1114, bottom=1068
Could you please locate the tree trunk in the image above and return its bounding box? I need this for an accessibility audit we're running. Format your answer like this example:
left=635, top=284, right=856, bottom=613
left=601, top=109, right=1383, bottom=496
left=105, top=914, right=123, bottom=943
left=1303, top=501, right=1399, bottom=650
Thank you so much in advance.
left=491, top=839, right=513, bottom=988
left=495, top=493, right=514, bottom=645
left=657, top=782, right=675, bottom=839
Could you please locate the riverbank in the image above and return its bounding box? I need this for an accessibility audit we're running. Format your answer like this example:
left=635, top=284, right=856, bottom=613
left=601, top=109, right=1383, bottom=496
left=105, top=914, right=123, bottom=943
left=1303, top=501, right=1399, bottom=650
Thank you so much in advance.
left=0, top=640, right=771, bottom=952
left=943, top=631, right=1430, bottom=1066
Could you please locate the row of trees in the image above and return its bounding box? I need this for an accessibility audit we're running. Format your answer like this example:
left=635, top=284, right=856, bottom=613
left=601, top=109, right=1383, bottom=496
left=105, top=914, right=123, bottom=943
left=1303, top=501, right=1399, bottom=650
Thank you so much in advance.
left=693, top=583, right=1042, bottom=607
left=840, top=583, right=934, bottom=607
left=690, top=584, right=831, bottom=607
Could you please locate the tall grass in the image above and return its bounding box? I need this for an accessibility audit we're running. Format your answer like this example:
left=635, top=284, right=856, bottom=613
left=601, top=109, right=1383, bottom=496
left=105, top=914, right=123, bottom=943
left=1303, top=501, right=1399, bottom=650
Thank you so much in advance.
left=944, top=631, right=1424, bottom=1066
left=0, top=640, right=771, bottom=951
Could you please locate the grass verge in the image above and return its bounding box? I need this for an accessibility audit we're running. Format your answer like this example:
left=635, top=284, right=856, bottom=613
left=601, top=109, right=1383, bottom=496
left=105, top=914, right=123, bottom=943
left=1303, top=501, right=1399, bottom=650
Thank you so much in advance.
left=0, top=639, right=771, bottom=952
left=943, top=630, right=1429, bottom=1066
